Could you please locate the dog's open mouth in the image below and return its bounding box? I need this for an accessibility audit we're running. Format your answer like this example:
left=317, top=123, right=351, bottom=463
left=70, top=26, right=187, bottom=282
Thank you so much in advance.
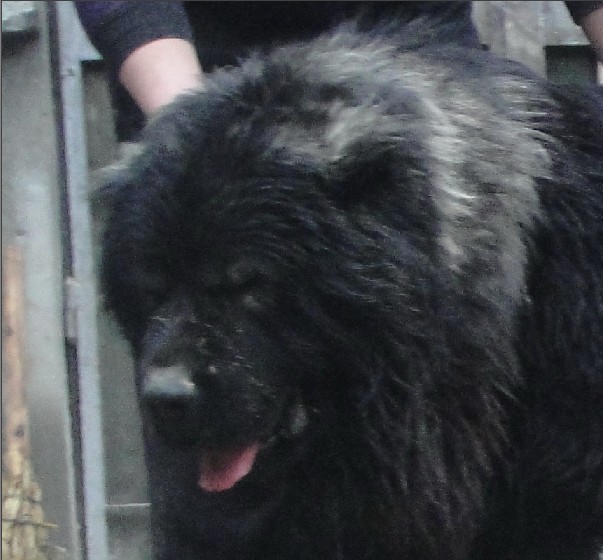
left=198, top=443, right=262, bottom=492
left=197, top=399, right=309, bottom=493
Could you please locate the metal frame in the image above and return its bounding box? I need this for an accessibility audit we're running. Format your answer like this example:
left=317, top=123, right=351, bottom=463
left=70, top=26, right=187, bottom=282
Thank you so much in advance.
left=2, top=1, right=88, bottom=558
left=53, top=2, right=109, bottom=559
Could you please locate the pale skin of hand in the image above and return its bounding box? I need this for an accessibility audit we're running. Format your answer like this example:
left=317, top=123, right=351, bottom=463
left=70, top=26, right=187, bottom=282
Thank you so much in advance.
left=118, top=38, right=205, bottom=115
left=580, top=6, right=603, bottom=62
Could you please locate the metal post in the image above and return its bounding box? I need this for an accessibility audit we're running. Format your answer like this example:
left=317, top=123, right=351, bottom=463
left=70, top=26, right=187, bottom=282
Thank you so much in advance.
left=53, top=3, right=110, bottom=560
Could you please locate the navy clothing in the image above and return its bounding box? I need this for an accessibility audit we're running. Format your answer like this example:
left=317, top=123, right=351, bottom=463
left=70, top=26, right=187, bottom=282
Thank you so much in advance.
left=185, top=2, right=480, bottom=71
left=75, top=1, right=480, bottom=140
left=75, top=2, right=194, bottom=72
left=76, top=2, right=480, bottom=71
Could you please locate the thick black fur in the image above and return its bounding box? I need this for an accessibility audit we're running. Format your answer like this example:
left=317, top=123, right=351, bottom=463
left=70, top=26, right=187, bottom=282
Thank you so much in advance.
left=101, top=24, right=603, bottom=560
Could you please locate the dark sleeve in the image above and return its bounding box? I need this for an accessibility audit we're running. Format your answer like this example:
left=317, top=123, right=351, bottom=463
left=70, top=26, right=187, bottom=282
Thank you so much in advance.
left=564, top=1, right=603, bottom=25
left=74, top=1, right=194, bottom=73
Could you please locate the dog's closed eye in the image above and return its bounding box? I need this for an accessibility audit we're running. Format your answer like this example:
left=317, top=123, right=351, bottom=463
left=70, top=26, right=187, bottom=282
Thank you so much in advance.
left=197, top=261, right=269, bottom=312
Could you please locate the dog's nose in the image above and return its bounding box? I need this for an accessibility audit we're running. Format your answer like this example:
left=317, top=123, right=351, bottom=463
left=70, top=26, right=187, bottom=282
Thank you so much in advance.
left=142, top=364, right=200, bottom=424
left=144, top=364, right=196, bottom=399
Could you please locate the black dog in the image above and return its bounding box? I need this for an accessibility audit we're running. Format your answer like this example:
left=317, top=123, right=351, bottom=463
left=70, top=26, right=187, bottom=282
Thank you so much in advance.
left=101, top=25, right=603, bottom=560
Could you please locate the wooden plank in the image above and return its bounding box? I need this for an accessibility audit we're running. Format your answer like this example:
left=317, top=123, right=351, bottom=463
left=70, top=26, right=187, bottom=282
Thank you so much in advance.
left=2, top=244, right=30, bottom=479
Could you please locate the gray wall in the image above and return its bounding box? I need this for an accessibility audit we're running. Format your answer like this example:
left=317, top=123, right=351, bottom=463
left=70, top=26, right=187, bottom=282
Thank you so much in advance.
left=473, top=1, right=600, bottom=82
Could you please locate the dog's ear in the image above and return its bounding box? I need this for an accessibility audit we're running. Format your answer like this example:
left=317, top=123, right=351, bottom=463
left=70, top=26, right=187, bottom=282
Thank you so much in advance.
left=327, top=136, right=396, bottom=207
left=327, top=133, right=425, bottom=210
left=90, top=92, right=207, bottom=211
left=89, top=143, right=145, bottom=211
left=323, top=81, right=430, bottom=209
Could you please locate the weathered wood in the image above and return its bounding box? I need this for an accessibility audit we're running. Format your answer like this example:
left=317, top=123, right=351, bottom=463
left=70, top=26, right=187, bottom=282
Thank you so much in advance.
left=2, top=244, right=29, bottom=479
left=2, top=245, right=59, bottom=560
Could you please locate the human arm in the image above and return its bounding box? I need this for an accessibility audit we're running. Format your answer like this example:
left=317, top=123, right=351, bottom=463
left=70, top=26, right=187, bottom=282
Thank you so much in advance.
left=580, top=6, right=603, bottom=61
left=118, top=38, right=203, bottom=115
left=74, top=2, right=204, bottom=114
left=565, top=1, right=603, bottom=62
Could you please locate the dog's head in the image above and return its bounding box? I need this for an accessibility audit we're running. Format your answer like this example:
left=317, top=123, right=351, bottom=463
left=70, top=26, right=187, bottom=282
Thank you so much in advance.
left=100, top=39, right=543, bottom=495
left=99, top=44, right=443, bottom=493
left=100, top=78, right=401, bottom=495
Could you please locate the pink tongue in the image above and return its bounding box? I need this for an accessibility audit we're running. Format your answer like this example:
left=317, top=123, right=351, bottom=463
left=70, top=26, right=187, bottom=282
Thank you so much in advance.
left=198, top=443, right=261, bottom=492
